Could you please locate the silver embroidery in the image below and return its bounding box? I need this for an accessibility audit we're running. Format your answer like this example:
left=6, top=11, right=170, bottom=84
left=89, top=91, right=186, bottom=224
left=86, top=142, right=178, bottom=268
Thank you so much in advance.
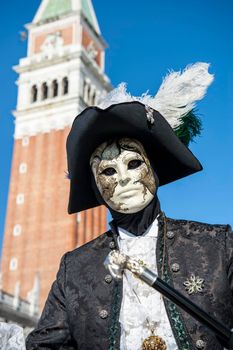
left=184, top=274, right=204, bottom=294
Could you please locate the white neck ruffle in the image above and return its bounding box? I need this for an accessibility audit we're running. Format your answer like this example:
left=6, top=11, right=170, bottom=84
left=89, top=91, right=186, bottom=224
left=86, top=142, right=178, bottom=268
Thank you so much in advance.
left=118, top=218, right=178, bottom=350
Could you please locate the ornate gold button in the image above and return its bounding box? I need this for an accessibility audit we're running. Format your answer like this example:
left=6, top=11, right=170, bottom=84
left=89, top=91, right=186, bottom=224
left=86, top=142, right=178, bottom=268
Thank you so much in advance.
left=171, top=263, right=180, bottom=272
left=195, top=339, right=206, bottom=349
left=104, top=274, right=112, bottom=283
left=99, top=309, right=108, bottom=319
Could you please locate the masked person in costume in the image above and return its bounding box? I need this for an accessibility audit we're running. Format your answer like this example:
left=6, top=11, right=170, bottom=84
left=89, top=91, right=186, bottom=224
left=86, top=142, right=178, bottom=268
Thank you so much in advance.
left=26, top=63, right=233, bottom=350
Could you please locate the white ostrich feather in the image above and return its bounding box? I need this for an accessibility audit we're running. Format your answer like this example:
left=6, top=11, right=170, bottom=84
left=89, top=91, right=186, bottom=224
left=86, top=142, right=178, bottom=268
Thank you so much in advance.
left=98, top=83, right=133, bottom=108
left=98, top=62, right=214, bottom=128
left=151, top=62, right=214, bottom=127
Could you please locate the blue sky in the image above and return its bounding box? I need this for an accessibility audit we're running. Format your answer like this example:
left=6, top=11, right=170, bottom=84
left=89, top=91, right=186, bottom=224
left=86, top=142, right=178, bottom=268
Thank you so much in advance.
left=0, top=0, right=233, bottom=253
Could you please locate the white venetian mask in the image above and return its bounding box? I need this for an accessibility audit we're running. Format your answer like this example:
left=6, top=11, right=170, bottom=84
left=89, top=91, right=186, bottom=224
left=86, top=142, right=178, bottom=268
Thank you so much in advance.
left=90, top=138, right=156, bottom=213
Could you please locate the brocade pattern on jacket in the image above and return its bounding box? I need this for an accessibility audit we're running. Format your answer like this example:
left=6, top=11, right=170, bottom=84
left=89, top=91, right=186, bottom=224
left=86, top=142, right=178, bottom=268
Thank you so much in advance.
left=26, top=214, right=233, bottom=350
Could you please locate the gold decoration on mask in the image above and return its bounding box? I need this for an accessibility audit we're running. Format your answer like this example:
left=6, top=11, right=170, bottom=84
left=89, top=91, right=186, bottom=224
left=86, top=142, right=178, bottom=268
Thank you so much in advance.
left=90, top=138, right=156, bottom=213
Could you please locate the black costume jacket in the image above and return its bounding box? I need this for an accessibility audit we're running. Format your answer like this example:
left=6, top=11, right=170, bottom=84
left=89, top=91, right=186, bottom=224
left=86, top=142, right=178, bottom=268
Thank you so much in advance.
left=26, top=214, right=233, bottom=350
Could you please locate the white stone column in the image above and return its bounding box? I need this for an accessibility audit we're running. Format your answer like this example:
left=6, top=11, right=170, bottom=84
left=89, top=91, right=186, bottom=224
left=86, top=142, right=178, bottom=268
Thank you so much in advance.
left=17, top=79, right=30, bottom=110
left=69, top=69, right=80, bottom=97
left=84, top=78, right=91, bottom=103
left=37, top=82, right=42, bottom=102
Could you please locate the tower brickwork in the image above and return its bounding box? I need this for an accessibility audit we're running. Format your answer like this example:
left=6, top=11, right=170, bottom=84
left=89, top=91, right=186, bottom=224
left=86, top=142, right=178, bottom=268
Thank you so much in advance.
left=2, top=0, right=111, bottom=309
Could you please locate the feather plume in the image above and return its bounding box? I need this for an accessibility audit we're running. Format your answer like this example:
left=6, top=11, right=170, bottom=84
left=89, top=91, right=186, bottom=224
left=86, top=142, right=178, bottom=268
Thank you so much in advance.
left=174, top=110, right=202, bottom=146
left=98, top=83, right=133, bottom=108
left=98, top=62, right=214, bottom=144
left=98, top=83, right=155, bottom=109
left=150, top=62, right=214, bottom=128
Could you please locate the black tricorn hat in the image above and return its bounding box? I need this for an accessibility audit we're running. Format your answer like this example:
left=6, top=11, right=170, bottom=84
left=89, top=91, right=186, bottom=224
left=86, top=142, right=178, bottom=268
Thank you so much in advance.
left=66, top=101, right=202, bottom=214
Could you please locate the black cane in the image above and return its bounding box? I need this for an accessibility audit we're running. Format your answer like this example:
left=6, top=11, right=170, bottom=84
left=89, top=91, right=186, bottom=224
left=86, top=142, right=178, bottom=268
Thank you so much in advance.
left=105, top=250, right=233, bottom=349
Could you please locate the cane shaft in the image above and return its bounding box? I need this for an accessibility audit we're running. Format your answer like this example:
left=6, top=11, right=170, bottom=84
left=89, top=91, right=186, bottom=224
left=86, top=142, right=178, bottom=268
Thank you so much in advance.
left=152, top=276, right=230, bottom=346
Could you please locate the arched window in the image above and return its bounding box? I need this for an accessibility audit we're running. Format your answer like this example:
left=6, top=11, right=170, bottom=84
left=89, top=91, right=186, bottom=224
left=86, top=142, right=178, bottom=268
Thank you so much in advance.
left=13, top=224, right=22, bottom=237
left=16, top=193, right=24, bottom=205
left=31, top=85, right=38, bottom=103
left=42, top=82, right=48, bottom=100
left=62, top=77, right=69, bottom=95
left=9, top=257, right=18, bottom=271
left=19, top=163, right=27, bottom=174
left=52, top=80, right=58, bottom=97
left=22, top=136, right=29, bottom=147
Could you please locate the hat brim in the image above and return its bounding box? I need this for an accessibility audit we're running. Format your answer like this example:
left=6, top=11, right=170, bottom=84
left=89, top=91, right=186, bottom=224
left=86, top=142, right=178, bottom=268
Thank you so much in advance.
left=66, top=101, right=202, bottom=214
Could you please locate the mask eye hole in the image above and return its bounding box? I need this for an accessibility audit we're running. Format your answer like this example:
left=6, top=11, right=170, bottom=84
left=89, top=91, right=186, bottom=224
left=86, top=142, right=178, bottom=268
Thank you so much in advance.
left=101, top=167, right=116, bottom=176
left=128, top=159, right=143, bottom=170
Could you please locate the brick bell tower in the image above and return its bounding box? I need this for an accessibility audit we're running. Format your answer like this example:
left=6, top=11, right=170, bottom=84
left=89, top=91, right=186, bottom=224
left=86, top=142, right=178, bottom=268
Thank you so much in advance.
left=2, top=0, right=111, bottom=310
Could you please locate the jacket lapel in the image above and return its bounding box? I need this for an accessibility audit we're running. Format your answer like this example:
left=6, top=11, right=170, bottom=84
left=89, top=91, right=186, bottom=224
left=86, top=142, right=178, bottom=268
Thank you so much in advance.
left=156, top=213, right=194, bottom=350
left=108, top=222, right=123, bottom=350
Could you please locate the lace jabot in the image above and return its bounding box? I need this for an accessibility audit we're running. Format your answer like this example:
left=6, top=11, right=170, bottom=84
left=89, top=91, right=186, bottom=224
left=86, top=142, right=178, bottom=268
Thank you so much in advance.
left=118, top=219, right=178, bottom=350
left=0, top=323, right=26, bottom=350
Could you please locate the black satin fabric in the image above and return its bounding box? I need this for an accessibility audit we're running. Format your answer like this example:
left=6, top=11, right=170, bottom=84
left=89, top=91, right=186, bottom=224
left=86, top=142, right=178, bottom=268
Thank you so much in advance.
left=91, top=168, right=161, bottom=236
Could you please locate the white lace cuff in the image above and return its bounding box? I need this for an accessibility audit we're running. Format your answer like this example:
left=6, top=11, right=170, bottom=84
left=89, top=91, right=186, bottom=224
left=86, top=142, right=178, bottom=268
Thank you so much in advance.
left=0, top=323, right=26, bottom=350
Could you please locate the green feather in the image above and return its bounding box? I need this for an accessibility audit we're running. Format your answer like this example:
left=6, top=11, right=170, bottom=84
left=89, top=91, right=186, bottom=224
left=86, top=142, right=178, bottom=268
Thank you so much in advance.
left=174, top=110, right=202, bottom=146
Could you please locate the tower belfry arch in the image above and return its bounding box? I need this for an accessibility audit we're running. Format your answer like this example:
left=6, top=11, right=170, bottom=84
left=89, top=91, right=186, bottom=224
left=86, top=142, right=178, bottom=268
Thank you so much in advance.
left=2, top=0, right=111, bottom=311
